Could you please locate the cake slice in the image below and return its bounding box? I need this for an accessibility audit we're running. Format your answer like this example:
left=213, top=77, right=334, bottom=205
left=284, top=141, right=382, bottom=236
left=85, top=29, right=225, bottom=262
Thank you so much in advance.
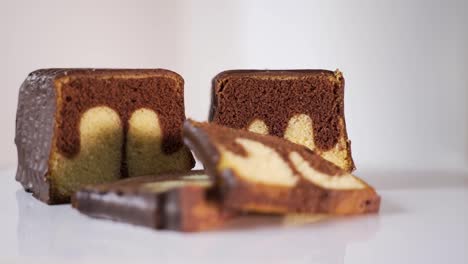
left=15, top=69, right=194, bottom=204
left=209, top=69, right=355, bottom=172
left=183, top=120, right=380, bottom=215
left=72, top=170, right=228, bottom=232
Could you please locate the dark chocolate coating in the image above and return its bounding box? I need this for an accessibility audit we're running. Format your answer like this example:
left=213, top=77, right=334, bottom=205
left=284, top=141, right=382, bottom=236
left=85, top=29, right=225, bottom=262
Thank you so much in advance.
left=15, top=69, right=195, bottom=204
left=73, top=189, right=160, bottom=228
left=15, top=69, right=63, bottom=203
left=72, top=170, right=228, bottom=232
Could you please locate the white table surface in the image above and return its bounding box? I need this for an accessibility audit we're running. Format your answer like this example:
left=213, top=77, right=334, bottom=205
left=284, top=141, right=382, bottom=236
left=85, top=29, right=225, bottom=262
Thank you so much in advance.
left=1, top=167, right=467, bottom=264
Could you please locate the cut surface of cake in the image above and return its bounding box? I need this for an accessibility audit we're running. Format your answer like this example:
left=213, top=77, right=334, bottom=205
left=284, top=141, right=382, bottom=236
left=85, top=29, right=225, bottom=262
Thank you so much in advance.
left=183, top=120, right=380, bottom=215
left=72, top=170, right=227, bottom=232
left=209, top=69, right=355, bottom=172
left=15, top=69, right=194, bottom=204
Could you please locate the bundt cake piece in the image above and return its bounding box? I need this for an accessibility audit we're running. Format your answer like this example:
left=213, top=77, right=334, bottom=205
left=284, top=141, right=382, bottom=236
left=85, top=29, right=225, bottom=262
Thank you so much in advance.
left=209, top=69, right=355, bottom=172
left=72, top=170, right=228, bottom=232
left=183, top=120, right=380, bottom=215
left=15, top=69, right=194, bottom=204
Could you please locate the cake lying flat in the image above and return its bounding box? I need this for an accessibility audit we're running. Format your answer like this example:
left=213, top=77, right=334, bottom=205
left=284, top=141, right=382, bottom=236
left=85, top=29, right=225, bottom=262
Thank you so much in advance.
left=72, top=170, right=227, bottom=232
left=209, top=70, right=354, bottom=172
left=183, top=120, right=380, bottom=215
left=15, top=69, right=194, bottom=204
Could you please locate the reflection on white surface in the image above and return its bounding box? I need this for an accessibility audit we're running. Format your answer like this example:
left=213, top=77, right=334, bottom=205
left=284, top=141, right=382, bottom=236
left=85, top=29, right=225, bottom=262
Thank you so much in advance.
left=4, top=169, right=467, bottom=263
left=16, top=190, right=380, bottom=263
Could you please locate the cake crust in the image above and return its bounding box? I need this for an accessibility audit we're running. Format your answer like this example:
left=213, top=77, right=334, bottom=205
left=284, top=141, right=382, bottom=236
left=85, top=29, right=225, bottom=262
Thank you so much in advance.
left=183, top=120, right=380, bottom=215
left=209, top=69, right=355, bottom=172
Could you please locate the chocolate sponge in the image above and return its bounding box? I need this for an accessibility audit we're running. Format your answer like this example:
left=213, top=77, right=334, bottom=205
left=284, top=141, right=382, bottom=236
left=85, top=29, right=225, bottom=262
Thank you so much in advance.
left=15, top=69, right=195, bottom=204
left=183, top=120, right=380, bottom=215
left=209, top=69, right=355, bottom=172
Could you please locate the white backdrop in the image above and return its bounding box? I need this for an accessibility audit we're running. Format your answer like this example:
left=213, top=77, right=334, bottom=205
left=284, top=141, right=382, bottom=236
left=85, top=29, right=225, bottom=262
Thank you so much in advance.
left=1, top=0, right=467, bottom=171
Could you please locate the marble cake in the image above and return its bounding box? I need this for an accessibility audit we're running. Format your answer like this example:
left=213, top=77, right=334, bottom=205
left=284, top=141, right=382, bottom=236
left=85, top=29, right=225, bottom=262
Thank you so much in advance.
left=72, top=170, right=228, bottom=232
left=209, top=69, right=355, bottom=172
left=183, top=120, right=380, bottom=215
left=15, top=69, right=194, bottom=204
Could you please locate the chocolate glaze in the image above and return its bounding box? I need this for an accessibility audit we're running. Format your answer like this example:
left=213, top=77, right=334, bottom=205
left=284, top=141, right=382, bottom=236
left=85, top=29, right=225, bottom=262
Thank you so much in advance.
left=183, top=120, right=380, bottom=214
left=72, top=170, right=230, bottom=232
left=15, top=69, right=62, bottom=203
left=74, top=190, right=160, bottom=228
left=209, top=69, right=349, bottom=152
left=15, top=69, right=194, bottom=204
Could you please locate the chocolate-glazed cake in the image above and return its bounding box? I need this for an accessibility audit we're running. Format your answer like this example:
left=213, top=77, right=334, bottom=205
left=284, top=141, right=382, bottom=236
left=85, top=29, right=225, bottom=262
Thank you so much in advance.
left=72, top=170, right=228, bottom=232
left=209, top=69, right=355, bottom=172
left=15, top=69, right=195, bottom=204
left=183, top=120, right=380, bottom=215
